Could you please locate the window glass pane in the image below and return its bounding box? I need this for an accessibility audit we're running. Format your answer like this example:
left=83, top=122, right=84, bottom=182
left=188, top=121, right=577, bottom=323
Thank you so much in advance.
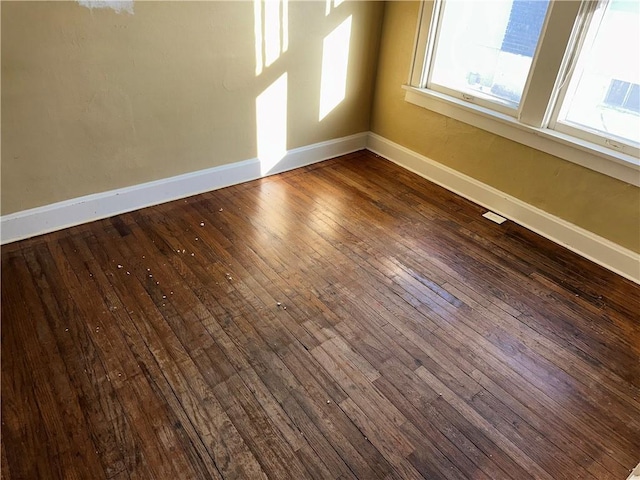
left=429, top=0, right=549, bottom=108
left=625, top=83, right=640, bottom=114
left=557, top=0, right=640, bottom=146
left=603, top=79, right=629, bottom=107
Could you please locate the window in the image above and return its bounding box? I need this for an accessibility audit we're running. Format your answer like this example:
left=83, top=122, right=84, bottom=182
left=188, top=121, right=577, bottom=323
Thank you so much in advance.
left=549, top=0, right=640, bottom=150
left=428, top=0, right=549, bottom=111
left=406, top=0, right=640, bottom=185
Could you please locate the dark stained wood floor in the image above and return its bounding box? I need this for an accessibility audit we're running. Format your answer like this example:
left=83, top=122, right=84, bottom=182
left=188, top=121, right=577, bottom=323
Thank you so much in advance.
left=2, top=150, right=639, bottom=480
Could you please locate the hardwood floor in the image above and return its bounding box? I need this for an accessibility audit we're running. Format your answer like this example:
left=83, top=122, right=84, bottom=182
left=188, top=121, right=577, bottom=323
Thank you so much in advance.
left=2, top=150, right=639, bottom=480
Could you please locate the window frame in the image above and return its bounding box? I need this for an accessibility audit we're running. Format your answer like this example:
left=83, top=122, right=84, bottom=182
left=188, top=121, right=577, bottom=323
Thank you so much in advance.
left=546, top=0, right=640, bottom=157
left=406, top=0, right=640, bottom=186
left=424, top=0, right=545, bottom=116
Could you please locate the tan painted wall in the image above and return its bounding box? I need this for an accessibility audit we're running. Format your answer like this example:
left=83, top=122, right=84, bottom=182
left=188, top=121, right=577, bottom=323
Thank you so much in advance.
left=370, top=1, right=640, bottom=253
left=1, top=0, right=383, bottom=214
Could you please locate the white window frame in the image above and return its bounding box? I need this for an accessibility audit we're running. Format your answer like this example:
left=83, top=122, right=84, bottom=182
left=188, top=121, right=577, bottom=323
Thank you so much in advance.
left=547, top=1, right=640, bottom=156
left=405, top=0, right=640, bottom=187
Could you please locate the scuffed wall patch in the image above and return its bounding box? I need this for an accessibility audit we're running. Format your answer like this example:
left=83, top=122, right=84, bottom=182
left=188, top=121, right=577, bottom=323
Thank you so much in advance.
left=77, top=0, right=134, bottom=15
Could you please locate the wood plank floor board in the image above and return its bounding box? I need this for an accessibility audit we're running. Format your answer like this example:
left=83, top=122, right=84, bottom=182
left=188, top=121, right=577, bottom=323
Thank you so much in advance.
left=1, top=262, right=68, bottom=480
left=410, top=278, right=640, bottom=441
left=281, top=343, right=397, bottom=479
left=373, top=360, right=517, bottom=480
left=316, top=218, right=632, bottom=442
left=35, top=248, right=160, bottom=480
left=409, top=314, right=622, bottom=479
left=347, top=153, right=636, bottom=307
left=378, top=319, right=605, bottom=479
left=23, top=245, right=143, bottom=479
left=318, top=159, right=632, bottom=350
left=72, top=227, right=260, bottom=478
left=318, top=169, right=632, bottom=378
left=212, top=375, right=310, bottom=480
left=83, top=230, right=272, bottom=480
left=62, top=237, right=227, bottom=480
left=280, top=161, right=640, bottom=464
left=249, top=155, right=636, bottom=472
left=3, top=253, right=107, bottom=480
left=279, top=161, right=640, bottom=459
left=382, top=293, right=636, bottom=472
left=3, top=150, right=639, bottom=479
left=442, top=279, right=640, bottom=414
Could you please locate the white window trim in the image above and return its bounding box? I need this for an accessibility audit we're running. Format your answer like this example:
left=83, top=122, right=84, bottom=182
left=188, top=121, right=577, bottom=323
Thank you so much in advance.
left=405, top=1, right=640, bottom=187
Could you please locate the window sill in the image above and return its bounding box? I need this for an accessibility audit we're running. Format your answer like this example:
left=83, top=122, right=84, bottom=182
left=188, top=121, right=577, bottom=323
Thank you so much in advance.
left=403, top=85, right=640, bottom=187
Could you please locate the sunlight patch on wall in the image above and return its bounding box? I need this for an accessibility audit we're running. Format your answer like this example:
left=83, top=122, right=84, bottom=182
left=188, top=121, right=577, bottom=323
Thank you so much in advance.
left=256, top=73, right=288, bottom=175
left=254, top=0, right=289, bottom=76
left=325, top=0, right=345, bottom=16
left=319, top=15, right=352, bottom=120
left=254, top=0, right=264, bottom=75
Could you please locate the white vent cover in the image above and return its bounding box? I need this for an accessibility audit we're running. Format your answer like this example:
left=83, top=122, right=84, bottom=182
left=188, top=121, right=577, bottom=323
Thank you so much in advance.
left=482, top=211, right=507, bottom=224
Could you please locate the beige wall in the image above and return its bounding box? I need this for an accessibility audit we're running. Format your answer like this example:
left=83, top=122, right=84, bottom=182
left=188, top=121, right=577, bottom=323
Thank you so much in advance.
left=371, top=1, right=640, bottom=253
left=1, top=0, right=383, bottom=214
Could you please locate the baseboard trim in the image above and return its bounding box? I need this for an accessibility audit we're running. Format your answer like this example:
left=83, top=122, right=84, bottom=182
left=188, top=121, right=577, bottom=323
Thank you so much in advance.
left=4, top=131, right=637, bottom=284
left=1, top=132, right=367, bottom=245
left=366, top=132, right=640, bottom=284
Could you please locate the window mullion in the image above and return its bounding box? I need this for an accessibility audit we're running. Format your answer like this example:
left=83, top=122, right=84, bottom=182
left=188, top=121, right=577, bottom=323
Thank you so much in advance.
left=518, top=0, right=582, bottom=128
left=409, top=1, right=437, bottom=87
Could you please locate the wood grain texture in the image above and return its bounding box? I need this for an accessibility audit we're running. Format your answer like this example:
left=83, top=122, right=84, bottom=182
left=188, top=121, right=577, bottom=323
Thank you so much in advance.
left=2, top=150, right=639, bottom=479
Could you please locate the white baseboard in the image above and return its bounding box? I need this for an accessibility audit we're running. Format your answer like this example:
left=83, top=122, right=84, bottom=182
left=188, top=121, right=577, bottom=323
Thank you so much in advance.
left=1, top=132, right=367, bottom=245
left=367, top=132, right=640, bottom=284
left=3, top=130, right=638, bottom=283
